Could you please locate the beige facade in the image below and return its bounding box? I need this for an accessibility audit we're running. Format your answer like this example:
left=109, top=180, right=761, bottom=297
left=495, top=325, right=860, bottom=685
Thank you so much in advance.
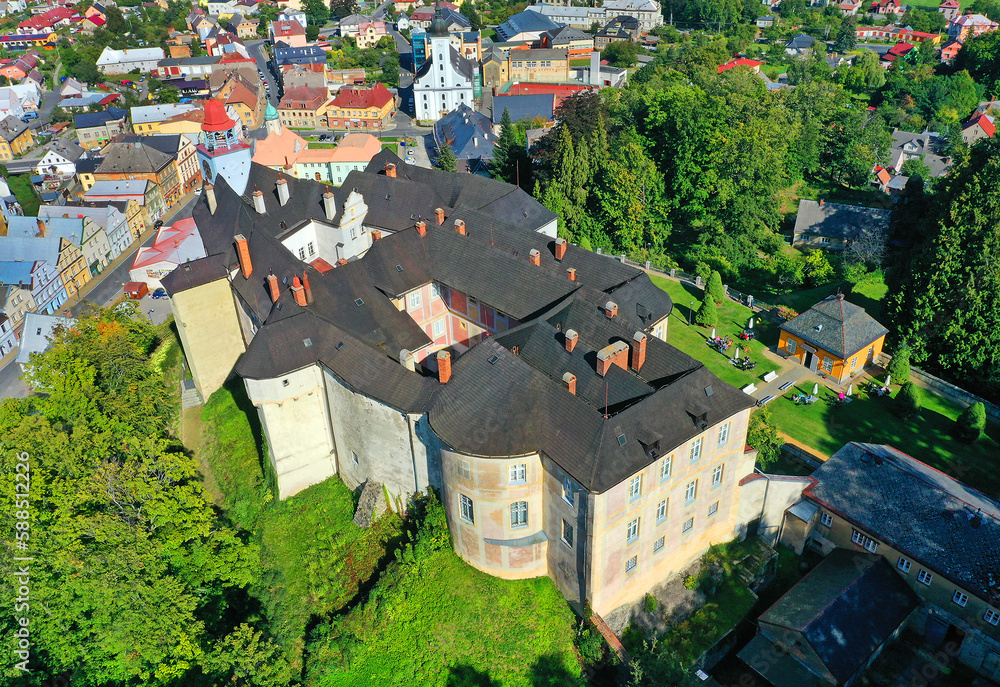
left=508, top=49, right=571, bottom=83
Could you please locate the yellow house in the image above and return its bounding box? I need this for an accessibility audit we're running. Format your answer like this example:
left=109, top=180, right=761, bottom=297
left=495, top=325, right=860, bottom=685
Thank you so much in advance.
left=778, top=294, right=888, bottom=384
left=0, top=115, right=34, bottom=161
left=508, top=48, right=572, bottom=83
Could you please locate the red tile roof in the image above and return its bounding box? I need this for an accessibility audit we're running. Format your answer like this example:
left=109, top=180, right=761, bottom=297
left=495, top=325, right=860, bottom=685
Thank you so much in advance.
left=964, top=114, right=996, bottom=137
left=330, top=82, right=393, bottom=110
left=717, top=57, right=763, bottom=73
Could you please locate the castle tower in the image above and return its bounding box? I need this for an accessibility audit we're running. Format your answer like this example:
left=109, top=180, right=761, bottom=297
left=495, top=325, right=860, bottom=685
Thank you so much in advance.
left=196, top=99, right=252, bottom=195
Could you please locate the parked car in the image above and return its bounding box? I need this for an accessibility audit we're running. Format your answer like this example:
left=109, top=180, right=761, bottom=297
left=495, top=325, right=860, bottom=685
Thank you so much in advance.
left=22, top=112, right=37, bottom=121
left=150, top=288, right=169, bottom=300
left=153, top=219, right=163, bottom=229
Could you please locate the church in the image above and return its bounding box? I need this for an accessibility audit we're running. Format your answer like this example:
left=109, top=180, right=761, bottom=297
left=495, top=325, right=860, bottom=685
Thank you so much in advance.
left=412, top=13, right=476, bottom=123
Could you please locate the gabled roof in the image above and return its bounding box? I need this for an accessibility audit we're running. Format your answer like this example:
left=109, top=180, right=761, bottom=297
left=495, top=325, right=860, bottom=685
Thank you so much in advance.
left=73, top=107, right=127, bottom=129
left=15, top=313, right=75, bottom=365
left=964, top=113, right=996, bottom=137
left=330, top=82, right=393, bottom=110
left=96, top=137, right=175, bottom=175
left=435, top=103, right=496, bottom=161
left=717, top=57, right=763, bottom=73
left=780, top=293, right=888, bottom=359
left=786, top=33, right=816, bottom=48
left=496, top=9, right=559, bottom=40
left=792, top=198, right=891, bottom=244
left=492, top=93, right=555, bottom=125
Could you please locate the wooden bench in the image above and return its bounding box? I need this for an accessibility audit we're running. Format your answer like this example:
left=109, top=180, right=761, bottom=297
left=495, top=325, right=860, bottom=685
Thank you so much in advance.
left=758, top=395, right=776, bottom=406
left=778, top=381, right=794, bottom=391
left=763, top=371, right=779, bottom=383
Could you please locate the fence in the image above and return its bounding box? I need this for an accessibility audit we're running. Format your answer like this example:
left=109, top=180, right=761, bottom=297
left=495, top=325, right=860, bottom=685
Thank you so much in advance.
left=877, top=352, right=1000, bottom=423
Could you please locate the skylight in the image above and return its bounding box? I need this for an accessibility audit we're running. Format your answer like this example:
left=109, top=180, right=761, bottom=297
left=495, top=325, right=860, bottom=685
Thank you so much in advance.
left=336, top=341, right=344, bottom=350
left=303, top=338, right=312, bottom=348
left=396, top=264, right=403, bottom=272
left=705, top=385, right=713, bottom=397
left=488, top=355, right=499, bottom=365
left=355, top=298, right=364, bottom=306
left=617, top=434, right=627, bottom=447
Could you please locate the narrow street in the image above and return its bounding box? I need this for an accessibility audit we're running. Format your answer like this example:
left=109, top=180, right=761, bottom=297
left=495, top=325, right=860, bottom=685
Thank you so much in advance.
left=247, top=40, right=280, bottom=106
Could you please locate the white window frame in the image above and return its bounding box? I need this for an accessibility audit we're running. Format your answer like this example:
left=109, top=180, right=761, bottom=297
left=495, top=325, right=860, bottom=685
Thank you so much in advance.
left=917, top=569, right=933, bottom=586
left=660, top=455, right=672, bottom=482
left=432, top=319, right=445, bottom=338
left=626, top=517, right=639, bottom=544
left=653, top=536, right=665, bottom=553
left=952, top=590, right=969, bottom=608
left=562, top=476, right=574, bottom=506
left=629, top=474, right=642, bottom=501
left=685, top=480, right=697, bottom=504
left=985, top=609, right=1000, bottom=626
left=851, top=529, right=878, bottom=553
left=408, top=291, right=421, bottom=310
left=708, top=501, right=719, bottom=517
left=459, top=494, right=474, bottom=524
left=850, top=356, right=858, bottom=371
left=307, top=241, right=315, bottom=256
left=656, top=499, right=667, bottom=524
left=458, top=460, right=471, bottom=480
left=509, top=463, right=526, bottom=485
left=712, top=464, right=724, bottom=488
left=820, top=512, right=833, bottom=527
left=510, top=501, right=528, bottom=530
left=718, top=422, right=730, bottom=447
left=682, top=517, right=694, bottom=534
left=786, top=338, right=796, bottom=354
left=298, top=246, right=306, bottom=260
left=689, top=437, right=703, bottom=463
left=430, top=282, right=441, bottom=300
left=897, top=556, right=911, bottom=573
left=822, top=357, right=834, bottom=373
left=625, top=555, right=637, bottom=574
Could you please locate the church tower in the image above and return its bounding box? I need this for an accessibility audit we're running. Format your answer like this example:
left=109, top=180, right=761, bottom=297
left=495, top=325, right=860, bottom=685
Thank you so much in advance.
left=196, top=100, right=252, bottom=195
left=264, top=101, right=281, bottom=136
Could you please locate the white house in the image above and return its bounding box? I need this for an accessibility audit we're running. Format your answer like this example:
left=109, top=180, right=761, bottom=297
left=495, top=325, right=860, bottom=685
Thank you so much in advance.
left=0, top=88, right=23, bottom=119
left=602, top=0, right=663, bottom=32
left=35, top=140, right=86, bottom=178
left=278, top=8, right=307, bottom=28
left=207, top=0, right=237, bottom=15
left=8, top=83, right=40, bottom=111
left=39, top=201, right=133, bottom=261
left=413, top=18, right=475, bottom=123
left=96, top=47, right=165, bottom=75
left=396, top=12, right=409, bottom=31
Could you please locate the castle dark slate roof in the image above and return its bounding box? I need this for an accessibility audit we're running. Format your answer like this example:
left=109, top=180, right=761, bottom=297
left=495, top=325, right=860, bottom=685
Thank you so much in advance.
left=780, top=294, right=888, bottom=359
left=805, top=442, right=1000, bottom=606
left=793, top=199, right=891, bottom=242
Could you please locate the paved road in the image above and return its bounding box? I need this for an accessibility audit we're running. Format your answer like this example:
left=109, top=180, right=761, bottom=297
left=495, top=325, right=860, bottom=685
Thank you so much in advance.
left=248, top=40, right=280, bottom=106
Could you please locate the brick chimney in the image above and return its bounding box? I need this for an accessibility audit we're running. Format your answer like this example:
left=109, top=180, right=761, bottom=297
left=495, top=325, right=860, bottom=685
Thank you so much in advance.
left=302, top=270, right=313, bottom=304
left=252, top=187, right=266, bottom=214
left=35, top=218, right=45, bottom=237
left=554, top=237, right=567, bottom=260
left=336, top=258, right=348, bottom=266
left=605, top=300, right=618, bottom=319
left=234, top=234, right=252, bottom=279
left=631, top=331, right=647, bottom=373
left=567, top=267, right=576, bottom=281
left=434, top=207, right=445, bottom=225
left=205, top=183, right=217, bottom=214
left=454, top=219, right=466, bottom=235
left=399, top=349, right=415, bottom=371
left=529, top=249, right=540, bottom=266
left=596, top=341, right=629, bottom=377
left=267, top=272, right=279, bottom=302
left=564, top=328, right=578, bottom=353
left=385, top=162, right=397, bottom=178
left=437, top=350, right=451, bottom=383
left=276, top=176, right=290, bottom=206
left=371, top=230, right=382, bottom=241
left=562, top=372, right=576, bottom=395
left=291, top=275, right=306, bottom=306
left=416, top=220, right=427, bottom=236
left=323, top=189, right=336, bottom=221
left=819, top=199, right=825, bottom=206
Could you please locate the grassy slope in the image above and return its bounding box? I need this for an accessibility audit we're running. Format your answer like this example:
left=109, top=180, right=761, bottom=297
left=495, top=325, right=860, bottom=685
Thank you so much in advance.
left=651, top=275, right=781, bottom=388
left=9, top=174, right=40, bottom=216
left=308, top=550, right=582, bottom=687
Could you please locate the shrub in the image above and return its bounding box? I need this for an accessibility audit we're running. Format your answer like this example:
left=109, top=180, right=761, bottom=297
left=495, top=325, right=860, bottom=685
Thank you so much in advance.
left=843, top=261, right=868, bottom=284
left=577, top=626, right=606, bottom=665
left=694, top=293, right=717, bottom=327
left=955, top=402, right=987, bottom=443
left=893, top=381, right=922, bottom=418
left=775, top=305, right=798, bottom=322
left=706, top=270, right=726, bottom=305
left=747, top=406, right=782, bottom=468
left=887, top=345, right=911, bottom=384
left=644, top=593, right=658, bottom=613
left=803, top=250, right=834, bottom=286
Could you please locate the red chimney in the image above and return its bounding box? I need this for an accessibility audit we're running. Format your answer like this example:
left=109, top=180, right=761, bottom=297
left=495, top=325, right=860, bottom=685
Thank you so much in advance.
left=605, top=300, right=618, bottom=319
left=437, top=350, right=451, bottom=384
left=336, top=258, right=348, bottom=266
left=267, top=272, right=279, bottom=302
left=631, top=331, right=647, bottom=373
left=596, top=341, right=629, bottom=377
left=291, top=276, right=306, bottom=306
left=385, top=162, right=397, bottom=178
left=36, top=218, right=46, bottom=237
left=416, top=220, right=427, bottom=236
left=434, top=207, right=445, bottom=226
left=567, top=267, right=576, bottom=281
left=562, top=372, right=576, bottom=395
left=234, top=234, right=252, bottom=279
left=302, top=270, right=313, bottom=304
left=565, top=329, right=578, bottom=353
left=554, top=237, right=567, bottom=260
left=819, top=199, right=825, bottom=206
left=454, top=219, right=466, bottom=235
left=371, top=230, right=382, bottom=241
left=529, top=249, right=540, bottom=266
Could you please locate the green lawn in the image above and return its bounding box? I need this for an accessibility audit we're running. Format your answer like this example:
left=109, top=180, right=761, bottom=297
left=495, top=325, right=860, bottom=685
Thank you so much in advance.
left=8, top=174, right=40, bottom=216
left=772, top=271, right=887, bottom=320
left=306, top=549, right=582, bottom=687
left=651, top=275, right=781, bottom=388
left=768, top=378, right=1000, bottom=496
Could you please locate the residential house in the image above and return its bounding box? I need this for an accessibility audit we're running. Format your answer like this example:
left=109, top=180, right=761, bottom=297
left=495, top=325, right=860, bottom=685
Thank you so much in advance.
left=492, top=93, right=554, bottom=126
left=0, top=87, right=24, bottom=119
left=0, top=0, right=27, bottom=16
left=785, top=33, right=818, bottom=56
left=206, top=0, right=237, bottom=14
left=895, top=28, right=942, bottom=44
left=434, top=103, right=496, bottom=174
left=718, top=57, right=763, bottom=74
left=74, top=107, right=129, bottom=150
left=756, top=14, right=778, bottom=26
left=153, top=55, right=221, bottom=80
left=228, top=13, right=259, bottom=39
left=65, top=198, right=144, bottom=244
left=326, top=82, right=395, bottom=130
left=481, top=49, right=509, bottom=90
left=8, top=215, right=112, bottom=281
left=214, top=72, right=265, bottom=129
left=740, top=549, right=919, bottom=687
left=0, top=56, right=36, bottom=82
left=939, top=0, right=961, bottom=22
left=525, top=4, right=607, bottom=30
left=8, top=83, right=40, bottom=113
left=408, top=3, right=459, bottom=30
left=59, top=77, right=86, bottom=98
left=270, top=19, right=307, bottom=48
left=0, top=33, right=57, bottom=52
left=74, top=157, right=102, bottom=192
left=278, top=85, right=332, bottom=129
left=131, top=103, right=199, bottom=134
left=778, top=442, right=1000, bottom=682
left=962, top=113, right=996, bottom=145
left=0, top=115, right=33, bottom=161
left=871, top=165, right=909, bottom=196
left=413, top=19, right=476, bottom=123
left=792, top=198, right=891, bottom=251
left=338, top=13, right=369, bottom=36
left=539, top=25, right=594, bottom=58
left=137, top=134, right=203, bottom=196
left=508, top=48, right=571, bottom=83
left=293, top=131, right=382, bottom=184
left=94, top=138, right=181, bottom=222
left=35, top=140, right=85, bottom=177
left=129, top=216, right=206, bottom=290
left=96, top=47, right=165, bottom=74
left=79, top=14, right=106, bottom=33
left=870, top=0, right=905, bottom=14
left=602, top=0, right=662, bottom=31
left=15, top=312, right=76, bottom=369
left=273, top=44, right=327, bottom=66
left=355, top=20, right=389, bottom=49
left=777, top=293, right=888, bottom=381
left=496, top=9, right=560, bottom=42
left=595, top=15, right=640, bottom=48
left=948, top=13, right=998, bottom=41
left=940, top=38, right=962, bottom=63
left=888, top=130, right=951, bottom=177
left=41, top=200, right=134, bottom=258
left=277, top=8, right=307, bottom=28
left=881, top=41, right=916, bottom=65
left=0, top=263, right=37, bottom=355
left=279, top=62, right=331, bottom=90
left=85, top=179, right=157, bottom=232
left=0, top=240, right=66, bottom=319
left=3, top=219, right=90, bottom=298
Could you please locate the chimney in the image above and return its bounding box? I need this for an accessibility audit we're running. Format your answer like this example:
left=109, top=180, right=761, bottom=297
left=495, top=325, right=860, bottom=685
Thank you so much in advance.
left=323, top=189, right=336, bottom=221
left=819, top=199, right=824, bottom=206
left=590, top=49, right=600, bottom=86
left=276, top=177, right=290, bottom=206
left=400, top=348, right=415, bottom=371
left=336, top=258, right=348, bottom=266
left=385, top=162, right=397, bottom=178
left=554, top=237, right=567, bottom=260
left=416, top=220, right=427, bottom=236
left=605, top=300, right=618, bottom=318
left=562, top=372, right=576, bottom=395
left=567, top=267, right=576, bottom=281
left=564, top=328, right=578, bottom=353
left=596, top=341, right=629, bottom=377
left=205, top=183, right=217, bottom=214
left=434, top=207, right=445, bottom=225
left=234, top=234, right=252, bottom=279
left=267, top=272, right=280, bottom=302
left=437, top=350, right=451, bottom=384
left=291, top=275, right=306, bottom=306
left=252, top=187, right=266, bottom=214
left=302, top=270, right=313, bottom=304
left=371, top=229, right=382, bottom=241
left=35, top=218, right=45, bottom=237
left=454, top=219, right=466, bottom=235
left=529, top=248, right=540, bottom=266
left=631, top=331, right=647, bottom=373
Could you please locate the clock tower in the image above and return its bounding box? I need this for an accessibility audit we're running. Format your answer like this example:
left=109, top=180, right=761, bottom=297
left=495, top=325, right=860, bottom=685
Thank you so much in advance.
left=196, top=100, right=252, bottom=196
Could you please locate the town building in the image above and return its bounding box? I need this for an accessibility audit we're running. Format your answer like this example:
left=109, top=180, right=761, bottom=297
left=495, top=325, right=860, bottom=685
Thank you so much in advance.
left=355, top=19, right=389, bottom=49
left=228, top=13, right=259, bottom=39
left=273, top=44, right=327, bottom=66
left=214, top=72, right=266, bottom=129
left=962, top=112, right=996, bottom=145
left=939, top=0, right=961, bottom=21
left=0, top=115, right=33, bottom=161
left=947, top=12, right=998, bottom=41
left=95, top=137, right=181, bottom=221
left=887, top=130, right=951, bottom=177
left=35, top=139, right=85, bottom=177
left=602, top=0, right=662, bottom=32
left=326, top=82, right=395, bottom=130
left=42, top=200, right=136, bottom=259
left=791, top=199, right=891, bottom=251
left=413, top=16, right=476, bottom=123
left=153, top=55, right=222, bottom=80
left=434, top=103, right=496, bottom=174
left=279, top=62, right=331, bottom=90
left=0, top=240, right=66, bottom=322
left=4, top=218, right=93, bottom=297
left=270, top=19, right=307, bottom=47
left=131, top=103, right=200, bottom=134
left=96, top=47, right=165, bottom=74
left=777, top=294, right=888, bottom=382
left=129, top=216, right=206, bottom=290
left=413, top=29, right=482, bottom=69
left=595, top=15, right=640, bottom=47
left=278, top=86, right=332, bottom=129
left=492, top=93, right=555, bottom=126
left=539, top=25, right=594, bottom=57
left=525, top=4, right=606, bottom=30
left=940, top=38, right=962, bottom=63
left=74, top=107, right=128, bottom=150
left=496, top=9, right=560, bottom=42
left=506, top=48, right=571, bottom=82
left=195, top=99, right=253, bottom=198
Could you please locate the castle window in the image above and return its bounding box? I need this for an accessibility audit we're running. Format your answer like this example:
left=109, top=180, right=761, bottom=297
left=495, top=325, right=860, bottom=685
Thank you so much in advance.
left=562, top=520, right=573, bottom=548
left=656, top=499, right=667, bottom=524
left=629, top=474, right=641, bottom=501
left=459, top=494, right=474, bottom=524
left=820, top=512, right=833, bottom=527
left=509, top=463, right=526, bottom=485
left=689, top=437, right=703, bottom=463
left=682, top=517, right=694, bottom=534
left=660, top=455, right=672, bottom=481
left=712, top=465, right=723, bottom=488
left=510, top=501, right=528, bottom=529
left=626, top=517, right=639, bottom=543
left=625, top=555, right=637, bottom=574
left=653, top=536, right=664, bottom=553
left=352, top=451, right=359, bottom=465
left=708, top=501, right=719, bottom=517
left=718, top=422, right=730, bottom=446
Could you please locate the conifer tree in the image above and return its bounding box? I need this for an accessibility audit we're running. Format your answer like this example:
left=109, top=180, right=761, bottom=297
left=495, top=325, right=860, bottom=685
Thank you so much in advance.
left=492, top=107, right=519, bottom=183
left=706, top=270, right=726, bottom=304
left=694, top=291, right=718, bottom=327
left=433, top=141, right=457, bottom=172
